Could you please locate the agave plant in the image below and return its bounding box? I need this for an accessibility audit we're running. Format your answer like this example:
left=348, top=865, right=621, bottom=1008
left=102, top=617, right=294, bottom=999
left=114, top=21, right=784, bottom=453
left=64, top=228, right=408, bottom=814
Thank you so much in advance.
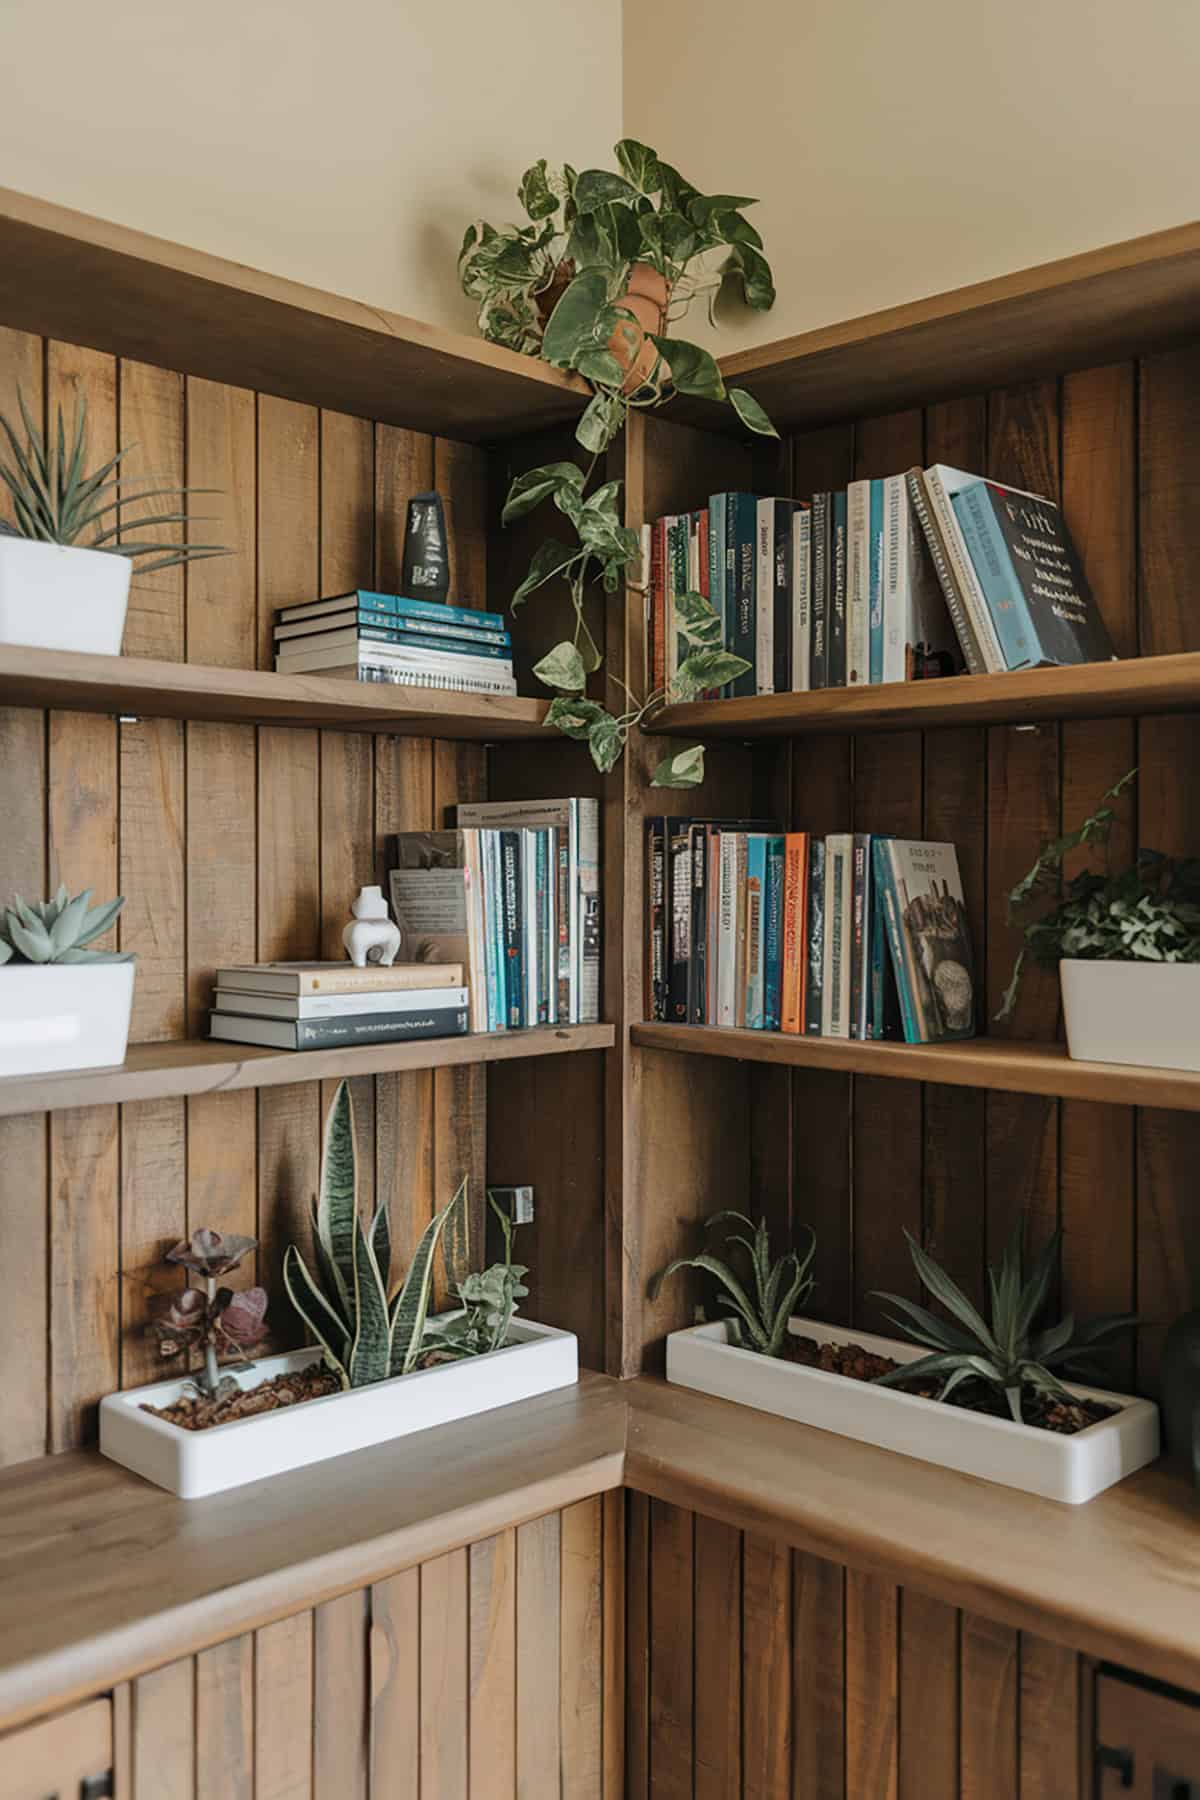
left=649, top=1211, right=816, bottom=1358
left=0, top=887, right=131, bottom=966
left=872, top=1227, right=1137, bottom=1424
left=283, top=1080, right=465, bottom=1390
left=0, top=390, right=226, bottom=572
left=147, top=1228, right=268, bottom=1398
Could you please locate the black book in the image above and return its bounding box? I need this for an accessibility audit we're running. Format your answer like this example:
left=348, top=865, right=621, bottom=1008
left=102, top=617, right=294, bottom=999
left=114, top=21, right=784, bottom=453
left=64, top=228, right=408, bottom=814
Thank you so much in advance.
left=771, top=499, right=796, bottom=693
left=646, top=818, right=667, bottom=1021
left=727, top=494, right=758, bottom=699
left=828, top=490, right=848, bottom=686
left=809, top=494, right=830, bottom=690
left=666, top=820, right=693, bottom=1023
left=687, top=826, right=709, bottom=1025
left=209, top=1006, right=469, bottom=1050
left=401, top=492, right=450, bottom=601
left=499, top=831, right=524, bottom=1029
left=804, top=839, right=826, bottom=1036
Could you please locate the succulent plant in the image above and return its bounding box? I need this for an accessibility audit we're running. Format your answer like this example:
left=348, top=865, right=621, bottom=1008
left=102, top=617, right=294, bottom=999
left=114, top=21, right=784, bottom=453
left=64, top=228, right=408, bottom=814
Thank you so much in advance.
left=283, top=1080, right=466, bottom=1390
left=147, top=1228, right=267, bottom=1398
left=872, top=1227, right=1137, bottom=1424
left=425, top=1192, right=530, bottom=1363
left=649, top=1211, right=816, bottom=1358
left=0, top=389, right=227, bottom=571
left=0, top=887, right=131, bottom=966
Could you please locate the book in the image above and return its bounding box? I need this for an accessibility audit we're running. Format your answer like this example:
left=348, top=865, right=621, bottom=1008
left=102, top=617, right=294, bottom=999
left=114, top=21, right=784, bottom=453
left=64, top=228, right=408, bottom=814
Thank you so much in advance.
left=650, top=518, right=667, bottom=693
left=213, top=984, right=467, bottom=1021
left=708, top=494, right=727, bottom=689
left=209, top=1005, right=469, bottom=1050
left=277, top=591, right=505, bottom=631
left=646, top=818, right=667, bottom=1020
left=867, top=480, right=885, bottom=685
left=780, top=833, right=809, bottom=1033
left=276, top=640, right=516, bottom=692
left=872, top=838, right=976, bottom=1043
left=687, top=826, right=710, bottom=1025
left=275, top=610, right=511, bottom=648
left=304, top=660, right=517, bottom=696
left=950, top=478, right=1116, bottom=669
left=275, top=625, right=513, bottom=661
left=884, top=475, right=961, bottom=682
left=822, top=834, right=853, bottom=1038
left=792, top=506, right=812, bottom=693
left=828, top=491, right=848, bottom=686
left=214, top=961, right=463, bottom=997
left=923, top=467, right=1007, bottom=672
left=717, top=832, right=739, bottom=1027
left=667, top=819, right=693, bottom=1023
left=846, top=479, right=870, bottom=686
left=809, top=494, right=830, bottom=690
left=733, top=833, right=750, bottom=1028
left=804, top=839, right=826, bottom=1036
left=756, top=498, right=794, bottom=695
left=849, top=834, right=871, bottom=1040
left=904, top=469, right=986, bottom=674
left=744, top=834, right=768, bottom=1029
left=763, top=835, right=785, bottom=1032
left=727, top=494, right=758, bottom=698
left=772, top=501, right=796, bottom=693
left=385, top=831, right=488, bottom=1032
left=499, top=831, right=524, bottom=1028
left=667, top=514, right=688, bottom=687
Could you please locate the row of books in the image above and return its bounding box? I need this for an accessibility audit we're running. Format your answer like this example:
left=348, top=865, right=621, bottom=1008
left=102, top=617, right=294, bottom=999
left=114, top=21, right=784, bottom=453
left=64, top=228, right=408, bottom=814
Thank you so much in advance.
left=210, top=961, right=469, bottom=1050
left=643, top=469, right=1112, bottom=698
left=274, top=589, right=518, bottom=696
left=646, top=820, right=975, bottom=1044
left=387, top=797, right=600, bottom=1031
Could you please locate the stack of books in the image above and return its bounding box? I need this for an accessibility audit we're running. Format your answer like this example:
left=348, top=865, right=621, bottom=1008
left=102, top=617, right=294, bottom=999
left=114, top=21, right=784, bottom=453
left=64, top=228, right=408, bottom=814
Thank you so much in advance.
left=646, top=820, right=975, bottom=1044
left=644, top=469, right=1113, bottom=697
left=387, top=797, right=600, bottom=1034
left=209, top=962, right=468, bottom=1051
left=273, top=590, right=518, bottom=696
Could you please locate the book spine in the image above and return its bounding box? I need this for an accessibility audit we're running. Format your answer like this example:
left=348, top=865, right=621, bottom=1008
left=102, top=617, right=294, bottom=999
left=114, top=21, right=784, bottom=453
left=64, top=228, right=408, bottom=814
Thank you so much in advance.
left=499, top=831, right=523, bottom=1028
left=489, top=832, right=508, bottom=1031
left=292, top=1006, right=469, bottom=1047
left=829, top=491, right=848, bottom=686
left=804, top=839, right=825, bottom=1035
left=575, top=798, right=601, bottom=1025
left=846, top=480, right=870, bottom=686
left=755, top=500, right=775, bottom=696
left=708, top=495, right=727, bottom=689
left=868, top=480, right=885, bottom=685
left=882, top=475, right=905, bottom=683
left=850, top=834, right=871, bottom=1039
left=984, top=483, right=1113, bottom=666
left=744, top=835, right=767, bottom=1029
left=822, top=835, right=852, bottom=1038
left=872, top=839, right=921, bottom=1044
left=353, top=626, right=510, bottom=659
left=763, top=835, right=784, bottom=1031
left=666, top=821, right=692, bottom=1023
left=350, top=664, right=516, bottom=695
left=780, top=833, right=807, bottom=1033
left=810, top=494, right=829, bottom=689
left=924, top=468, right=1006, bottom=671
left=951, top=485, right=1041, bottom=668
left=286, top=591, right=507, bottom=631
left=667, top=515, right=688, bottom=685
left=646, top=819, right=666, bottom=1021
left=522, top=828, right=537, bottom=1028
left=905, top=470, right=985, bottom=675
left=772, top=500, right=794, bottom=693
left=729, top=496, right=757, bottom=698
left=792, top=507, right=812, bottom=692
left=276, top=613, right=512, bottom=648
left=531, top=829, right=548, bottom=1025
left=687, top=827, right=708, bottom=1025
left=554, top=825, right=569, bottom=1025
left=733, top=833, right=750, bottom=1028
left=717, top=832, right=738, bottom=1027
left=479, top=831, right=500, bottom=1032
left=651, top=518, right=667, bottom=694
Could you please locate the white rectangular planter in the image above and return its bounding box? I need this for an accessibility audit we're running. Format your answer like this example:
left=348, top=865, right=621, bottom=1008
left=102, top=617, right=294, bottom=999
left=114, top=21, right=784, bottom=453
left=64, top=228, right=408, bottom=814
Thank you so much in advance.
left=665, top=1317, right=1159, bottom=1504
left=100, top=1318, right=578, bottom=1498
left=0, top=537, right=131, bottom=654
left=0, top=961, right=134, bottom=1077
left=1061, top=958, right=1200, bottom=1073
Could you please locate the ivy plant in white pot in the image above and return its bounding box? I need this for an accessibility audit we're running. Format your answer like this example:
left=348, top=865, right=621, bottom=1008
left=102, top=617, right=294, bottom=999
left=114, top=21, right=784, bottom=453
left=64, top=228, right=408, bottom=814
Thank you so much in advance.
left=999, top=769, right=1200, bottom=1072
left=0, top=391, right=226, bottom=655
left=0, top=888, right=134, bottom=1077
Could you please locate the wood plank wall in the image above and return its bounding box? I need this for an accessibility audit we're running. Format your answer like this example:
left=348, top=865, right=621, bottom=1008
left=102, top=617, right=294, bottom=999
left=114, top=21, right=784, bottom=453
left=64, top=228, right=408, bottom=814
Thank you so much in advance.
left=632, top=354, right=1200, bottom=1396
left=99, top=1493, right=620, bottom=1799
left=625, top=1492, right=1084, bottom=1800
left=0, top=326, right=498, bottom=1461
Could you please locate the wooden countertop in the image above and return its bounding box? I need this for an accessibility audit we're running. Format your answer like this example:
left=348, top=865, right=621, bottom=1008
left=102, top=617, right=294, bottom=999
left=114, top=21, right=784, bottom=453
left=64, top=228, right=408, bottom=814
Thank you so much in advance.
left=2, top=1373, right=1199, bottom=1731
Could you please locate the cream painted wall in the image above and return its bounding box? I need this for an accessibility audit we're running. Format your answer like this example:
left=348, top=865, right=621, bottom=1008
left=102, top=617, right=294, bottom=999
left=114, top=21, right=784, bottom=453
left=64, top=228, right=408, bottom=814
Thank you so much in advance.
left=0, top=0, right=621, bottom=335
left=625, top=0, right=1200, bottom=349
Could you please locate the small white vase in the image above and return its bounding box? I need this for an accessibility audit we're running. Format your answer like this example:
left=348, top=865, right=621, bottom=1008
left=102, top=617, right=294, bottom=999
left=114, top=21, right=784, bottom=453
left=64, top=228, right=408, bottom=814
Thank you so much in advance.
left=0, top=538, right=132, bottom=655
left=1060, top=959, right=1200, bottom=1072
left=0, top=962, right=135, bottom=1077
left=342, top=885, right=401, bottom=968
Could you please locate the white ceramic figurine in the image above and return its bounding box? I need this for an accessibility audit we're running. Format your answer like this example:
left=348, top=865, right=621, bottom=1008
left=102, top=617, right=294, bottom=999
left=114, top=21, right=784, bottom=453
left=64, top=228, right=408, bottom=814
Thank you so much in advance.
left=342, top=886, right=401, bottom=967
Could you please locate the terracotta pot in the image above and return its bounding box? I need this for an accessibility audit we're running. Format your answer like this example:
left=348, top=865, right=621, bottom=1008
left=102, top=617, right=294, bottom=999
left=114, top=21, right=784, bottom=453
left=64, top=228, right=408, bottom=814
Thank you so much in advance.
left=608, top=263, right=671, bottom=394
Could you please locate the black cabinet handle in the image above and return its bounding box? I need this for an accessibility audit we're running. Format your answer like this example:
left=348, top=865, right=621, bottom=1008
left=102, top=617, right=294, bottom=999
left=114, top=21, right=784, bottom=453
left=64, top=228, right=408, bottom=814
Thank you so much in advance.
left=1096, top=1743, right=1135, bottom=1788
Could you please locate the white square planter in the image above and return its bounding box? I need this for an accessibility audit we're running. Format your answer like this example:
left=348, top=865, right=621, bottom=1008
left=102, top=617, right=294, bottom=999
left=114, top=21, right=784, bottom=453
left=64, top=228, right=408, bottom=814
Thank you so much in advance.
left=0, top=537, right=131, bottom=654
left=1061, top=958, right=1200, bottom=1073
left=0, top=961, right=134, bottom=1077
left=665, top=1317, right=1159, bottom=1504
left=100, top=1318, right=579, bottom=1498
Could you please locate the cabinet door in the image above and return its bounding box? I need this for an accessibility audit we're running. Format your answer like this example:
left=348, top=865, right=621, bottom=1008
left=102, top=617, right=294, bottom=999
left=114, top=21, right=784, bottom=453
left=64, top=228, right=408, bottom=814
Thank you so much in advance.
left=1096, top=1671, right=1200, bottom=1796
left=0, top=1697, right=112, bottom=1800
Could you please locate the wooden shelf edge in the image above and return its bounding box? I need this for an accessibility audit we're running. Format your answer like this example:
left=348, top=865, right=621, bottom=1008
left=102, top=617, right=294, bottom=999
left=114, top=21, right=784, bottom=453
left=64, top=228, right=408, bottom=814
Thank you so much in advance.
left=631, top=1022, right=1200, bottom=1111
left=0, top=644, right=552, bottom=738
left=0, top=1024, right=616, bottom=1117
left=647, top=651, right=1200, bottom=739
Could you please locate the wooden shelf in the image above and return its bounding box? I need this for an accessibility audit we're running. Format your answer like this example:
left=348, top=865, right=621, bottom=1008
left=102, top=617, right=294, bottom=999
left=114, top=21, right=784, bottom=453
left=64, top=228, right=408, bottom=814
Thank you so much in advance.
left=0, top=644, right=553, bottom=738
left=0, top=186, right=588, bottom=444
left=648, top=651, right=1200, bottom=739
left=0, top=1024, right=615, bottom=1118
left=631, top=1023, right=1200, bottom=1111
left=673, top=219, right=1200, bottom=434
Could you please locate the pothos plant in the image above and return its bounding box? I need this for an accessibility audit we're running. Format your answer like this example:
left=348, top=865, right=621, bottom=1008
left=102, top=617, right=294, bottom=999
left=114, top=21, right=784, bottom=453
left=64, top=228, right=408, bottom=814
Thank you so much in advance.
left=460, top=139, right=779, bottom=788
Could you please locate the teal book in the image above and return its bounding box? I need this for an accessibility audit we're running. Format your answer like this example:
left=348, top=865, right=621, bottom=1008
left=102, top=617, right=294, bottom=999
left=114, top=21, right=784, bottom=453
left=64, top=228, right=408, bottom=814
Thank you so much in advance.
left=281, top=590, right=507, bottom=631
left=868, top=480, right=885, bottom=684
left=763, top=835, right=785, bottom=1031
left=744, top=834, right=769, bottom=1028
left=872, top=837, right=975, bottom=1043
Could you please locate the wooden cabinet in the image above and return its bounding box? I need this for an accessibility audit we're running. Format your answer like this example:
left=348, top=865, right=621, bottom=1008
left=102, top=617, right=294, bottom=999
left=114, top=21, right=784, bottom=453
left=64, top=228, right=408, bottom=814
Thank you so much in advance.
left=0, top=1698, right=111, bottom=1800
left=1096, top=1670, right=1200, bottom=1796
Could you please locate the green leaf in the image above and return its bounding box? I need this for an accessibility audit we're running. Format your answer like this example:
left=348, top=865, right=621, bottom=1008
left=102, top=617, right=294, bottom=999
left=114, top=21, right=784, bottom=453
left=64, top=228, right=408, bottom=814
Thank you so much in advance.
left=587, top=712, right=624, bottom=774
left=283, top=1246, right=351, bottom=1388
left=348, top=1220, right=392, bottom=1386
left=650, top=336, right=726, bottom=401
left=723, top=243, right=776, bottom=310
left=651, top=744, right=706, bottom=789
left=573, top=169, right=641, bottom=213
left=574, top=347, right=625, bottom=389
left=502, top=461, right=585, bottom=525
left=649, top=1251, right=769, bottom=1350
left=728, top=387, right=779, bottom=439
left=657, top=161, right=700, bottom=216
left=638, top=210, right=695, bottom=268
left=712, top=210, right=763, bottom=251
left=316, top=1079, right=358, bottom=1318
left=673, top=648, right=750, bottom=701
left=389, top=1179, right=467, bottom=1376
left=512, top=539, right=579, bottom=608
left=532, top=640, right=587, bottom=693
left=575, top=389, right=626, bottom=455
left=545, top=695, right=608, bottom=741
left=518, top=158, right=559, bottom=221
left=0, top=942, right=11, bottom=966
left=614, top=139, right=662, bottom=193
left=370, top=1201, right=391, bottom=1299
left=688, top=193, right=758, bottom=228
left=903, top=1230, right=1000, bottom=1357
left=672, top=589, right=722, bottom=647
left=541, top=269, right=609, bottom=368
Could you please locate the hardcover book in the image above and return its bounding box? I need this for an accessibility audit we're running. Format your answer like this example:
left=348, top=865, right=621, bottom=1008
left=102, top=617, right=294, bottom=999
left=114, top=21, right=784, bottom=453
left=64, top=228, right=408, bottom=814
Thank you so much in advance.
left=846, top=480, right=870, bottom=686
left=872, top=838, right=976, bottom=1042
left=821, top=834, right=853, bottom=1038
left=804, top=839, right=826, bottom=1036
left=728, top=494, right=759, bottom=698
left=780, top=833, right=809, bottom=1033
left=828, top=491, right=848, bottom=686
left=809, top=495, right=831, bottom=690
left=792, top=507, right=812, bottom=693
left=885, top=475, right=961, bottom=681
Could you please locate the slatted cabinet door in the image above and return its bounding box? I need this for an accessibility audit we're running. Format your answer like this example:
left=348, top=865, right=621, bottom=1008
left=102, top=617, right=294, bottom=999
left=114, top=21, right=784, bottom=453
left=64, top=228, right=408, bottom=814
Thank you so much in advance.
left=1095, top=1670, right=1200, bottom=1797
left=0, top=1697, right=112, bottom=1800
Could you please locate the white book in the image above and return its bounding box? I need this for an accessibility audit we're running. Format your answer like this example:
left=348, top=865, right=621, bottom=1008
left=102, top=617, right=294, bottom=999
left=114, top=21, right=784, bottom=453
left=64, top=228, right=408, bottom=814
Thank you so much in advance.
left=821, top=834, right=853, bottom=1039
left=792, top=507, right=812, bottom=692
left=755, top=499, right=775, bottom=695
left=846, top=480, right=871, bottom=686
left=313, top=664, right=518, bottom=696
left=214, top=960, right=463, bottom=997
left=276, top=637, right=514, bottom=679
left=882, top=475, right=959, bottom=684
left=716, top=832, right=739, bottom=1028
left=522, top=828, right=538, bottom=1028
left=923, top=466, right=1007, bottom=672
left=213, top=985, right=468, bottom=1021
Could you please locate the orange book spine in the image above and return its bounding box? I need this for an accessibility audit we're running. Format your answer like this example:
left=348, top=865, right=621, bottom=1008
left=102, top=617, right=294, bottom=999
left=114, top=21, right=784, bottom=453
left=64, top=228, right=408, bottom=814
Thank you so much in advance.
left=780, top=832, right=809, bottom=1033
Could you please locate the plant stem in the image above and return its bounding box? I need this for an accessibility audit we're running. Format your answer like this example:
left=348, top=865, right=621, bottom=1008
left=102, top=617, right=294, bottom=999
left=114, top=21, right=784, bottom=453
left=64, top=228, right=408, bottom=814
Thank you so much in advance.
left=203, top=1275, right=220, bottom=1396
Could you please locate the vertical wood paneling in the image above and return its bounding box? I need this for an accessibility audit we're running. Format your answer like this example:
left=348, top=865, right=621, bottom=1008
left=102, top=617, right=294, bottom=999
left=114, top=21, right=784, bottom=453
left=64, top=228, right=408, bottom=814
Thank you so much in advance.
left=468, top=1531, right=516, bottom=1800
left=421, top=1549, right=469, bottom=1800
left=1018, top=1633, right=1079, bottom=1800
left=845, top=1570, right=898, bottom=1800
left=960, top=1612, right=1018, bottom=1800
left=118, top=360, right=186, bottom=661
left=517, top=1511, right=562, bottom=1798
left=196, top=1634, right=253, bottom=1800
left=314, top=1589, right=368, bottom=1800
left=625, top=1491, right=651, bottom=1799
left=647, top=1498, right=693, bottom=1800
left=601, top=1488, right=625, bottom=1800
left=370, top=1567, right=420, bottom=1797
left=255, top=1611, right=314, bottom=1800
left=792, top=1550, right=845, bottom=1800
left=132, top=1657, right=195, bottom=1800
left=898, top=1590, right=958, bottom=1800
left=743, top=1532, right=791, bottom=1800
left=119, top=1097, right=187, bottom=1389
left=561, top=1498, right=603, bottom=1799
left=693, top=1514, right=741, bottom=1800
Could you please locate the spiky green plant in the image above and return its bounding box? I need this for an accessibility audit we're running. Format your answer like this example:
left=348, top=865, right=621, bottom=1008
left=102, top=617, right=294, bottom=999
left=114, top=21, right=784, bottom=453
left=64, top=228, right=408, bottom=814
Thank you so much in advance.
left=283, top=1080, right=465, bottom=1390
left=0, top=887, right=130, bottom=965
left=649, top=1211, right=816, bottom=1357
left=0, top=390, right=226, bottom=572
left=872, top=1227, right=1137, bottom=1424
left=426, top=1191, right=530, bottom=1362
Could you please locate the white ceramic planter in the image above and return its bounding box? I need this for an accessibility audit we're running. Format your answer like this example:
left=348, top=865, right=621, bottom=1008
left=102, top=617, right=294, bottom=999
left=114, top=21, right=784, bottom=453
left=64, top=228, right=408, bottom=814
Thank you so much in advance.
left=0, top=538, right=131, bottom=654
left=665, top=1316, right=1159, bottom=1504
left=0, top=961, right=134, bottom=1077
left=100, top=1317, right=579, bottom=1498
left=1061, top=958, right=1200, bottom=1073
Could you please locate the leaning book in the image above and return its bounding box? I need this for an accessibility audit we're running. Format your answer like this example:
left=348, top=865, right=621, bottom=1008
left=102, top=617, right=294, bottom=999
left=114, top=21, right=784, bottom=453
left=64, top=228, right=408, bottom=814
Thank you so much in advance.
left=872, top=839, right=976, bottom=1042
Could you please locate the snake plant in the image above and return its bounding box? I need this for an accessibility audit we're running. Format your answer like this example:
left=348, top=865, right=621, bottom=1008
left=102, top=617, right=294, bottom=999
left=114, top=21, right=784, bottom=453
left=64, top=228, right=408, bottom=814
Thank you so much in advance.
left=649, top=1210, right=816, bottom=1357
left=0, top=887, right=131, bottom=965
left=872, top=1226, right=1137, bottom=1424
left=0, top=389, right=226, bottom=572
left=283, top=1080, right=465, bottom=1389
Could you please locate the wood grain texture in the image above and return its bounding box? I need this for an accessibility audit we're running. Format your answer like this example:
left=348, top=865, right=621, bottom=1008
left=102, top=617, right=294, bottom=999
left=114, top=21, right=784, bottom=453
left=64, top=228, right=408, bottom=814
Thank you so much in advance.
left=792, top=1551, right=845, bottom=1800
left=468, top=1532, right=515, bottom=1800
left=516, top=1511, right=561, bottom=1799
left=255, top=1611, right=314, bottom=1800
left=421, top=1550, right=469, bottom=1800
left=960, top=1612, right=1018, bottom=1800
left=742, top=1532, right=792, bottom=1800
left=0, top=1696, right=112, bottom=1800
left=560, top=1497, right=603, bottom=1799
left=692, top=1514, right=741, bottom=1800
left=1018, top=1633, right=1079, bottom=1800
left=647, top=1498, right=693, bottom=1800
left=845, top=1570, right=898, bottom=1800
left=370, top=1568, right=419, bottom=1799
left=132, top=1656, right=194, bottom=1800
left=314, top=1589, right=368, bottom=1800
left=898, top=1590, right=958, bottom=1800
left=196, top=1635, right=253, bottom=1800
